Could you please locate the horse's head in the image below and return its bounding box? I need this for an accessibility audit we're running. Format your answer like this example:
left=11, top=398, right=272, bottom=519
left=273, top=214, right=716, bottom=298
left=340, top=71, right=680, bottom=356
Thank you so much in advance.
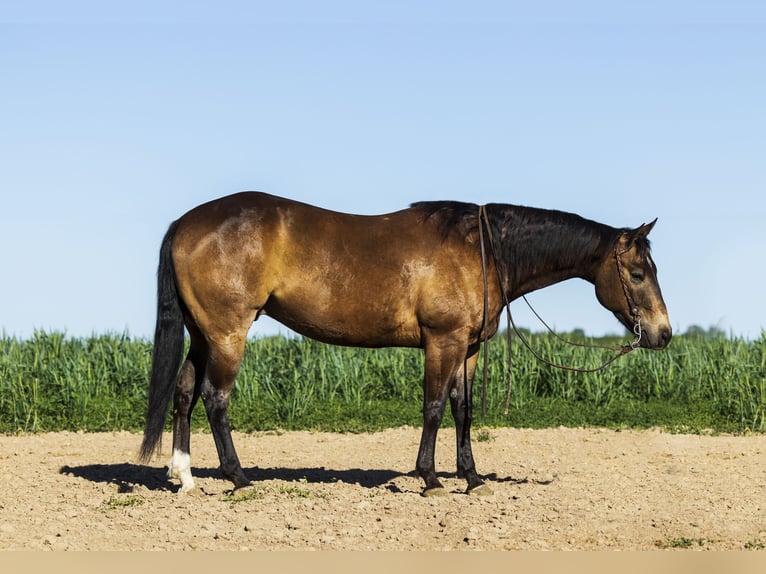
left=594, top=219, right=672, bottom=350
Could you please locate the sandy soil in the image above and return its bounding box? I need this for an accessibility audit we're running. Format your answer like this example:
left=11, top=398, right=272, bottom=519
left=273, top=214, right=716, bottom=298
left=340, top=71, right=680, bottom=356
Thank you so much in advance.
left=0, top=427, right=764, bottom=551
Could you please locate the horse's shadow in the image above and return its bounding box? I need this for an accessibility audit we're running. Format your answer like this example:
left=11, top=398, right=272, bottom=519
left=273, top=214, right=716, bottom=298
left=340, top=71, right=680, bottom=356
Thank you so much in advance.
left=58, top=463, right=551, bottom=494
left=58, top=463, right=414, bottom=493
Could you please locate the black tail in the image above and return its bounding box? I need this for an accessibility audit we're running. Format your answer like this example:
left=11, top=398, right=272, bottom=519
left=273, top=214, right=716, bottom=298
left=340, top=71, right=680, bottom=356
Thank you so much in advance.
left=138, top=220, right=185, bottom=463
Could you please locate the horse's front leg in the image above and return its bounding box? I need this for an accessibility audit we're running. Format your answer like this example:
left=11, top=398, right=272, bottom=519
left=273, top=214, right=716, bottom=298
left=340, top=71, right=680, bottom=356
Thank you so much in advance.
left=449, top=348, right=492, bottom=495
left=416, top=397, right=449, bottom=496
left=416, top=337, right=465, bottom=496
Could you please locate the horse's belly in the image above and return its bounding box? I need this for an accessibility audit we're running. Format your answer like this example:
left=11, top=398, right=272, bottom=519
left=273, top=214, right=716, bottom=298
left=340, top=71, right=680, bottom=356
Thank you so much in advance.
left=262, top=295, right=421, bottom=348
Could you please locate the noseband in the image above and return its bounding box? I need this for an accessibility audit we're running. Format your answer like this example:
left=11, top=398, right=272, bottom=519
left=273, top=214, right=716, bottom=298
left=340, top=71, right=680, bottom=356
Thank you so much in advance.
left=477, top=206, right=641, bottom=416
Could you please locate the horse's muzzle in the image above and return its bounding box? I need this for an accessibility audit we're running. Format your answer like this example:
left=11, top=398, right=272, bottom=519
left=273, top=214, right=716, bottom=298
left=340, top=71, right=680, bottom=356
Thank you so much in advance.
left=641, top=325, right=672, bottom=350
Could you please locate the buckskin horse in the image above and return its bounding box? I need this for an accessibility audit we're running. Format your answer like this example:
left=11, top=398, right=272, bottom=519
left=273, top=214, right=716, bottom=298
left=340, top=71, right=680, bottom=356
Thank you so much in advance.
left=139, top=192, right=671, bottom=496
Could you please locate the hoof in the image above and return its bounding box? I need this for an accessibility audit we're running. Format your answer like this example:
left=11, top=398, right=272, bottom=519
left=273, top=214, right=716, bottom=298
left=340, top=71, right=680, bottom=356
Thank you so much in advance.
left=422, top=486, right=448, bottom=498
left=467, top=483, right=493, bottom=496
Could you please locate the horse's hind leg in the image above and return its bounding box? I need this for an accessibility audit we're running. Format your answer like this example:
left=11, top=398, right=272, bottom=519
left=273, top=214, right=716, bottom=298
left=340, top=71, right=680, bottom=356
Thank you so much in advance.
left=168, top=342, right=206, bottom=493
left=200, top=337, right=250, bottom=490
left=449, top=348, right=491, bottom=495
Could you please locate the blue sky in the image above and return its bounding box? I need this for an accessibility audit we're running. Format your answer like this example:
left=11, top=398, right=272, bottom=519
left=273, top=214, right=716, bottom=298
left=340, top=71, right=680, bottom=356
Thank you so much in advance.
left=2, top=1, right=765, bottom=341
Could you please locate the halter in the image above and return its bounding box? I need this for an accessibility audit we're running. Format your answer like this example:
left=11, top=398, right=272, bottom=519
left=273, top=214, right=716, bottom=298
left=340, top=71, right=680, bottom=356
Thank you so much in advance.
left=614, top=243, right=643, bottom=350
left=477, top=206, right=641, bottom=416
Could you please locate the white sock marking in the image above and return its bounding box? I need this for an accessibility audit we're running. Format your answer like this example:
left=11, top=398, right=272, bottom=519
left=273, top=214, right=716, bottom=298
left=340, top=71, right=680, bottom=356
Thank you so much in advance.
left=168, top=449, right=195, bottom=493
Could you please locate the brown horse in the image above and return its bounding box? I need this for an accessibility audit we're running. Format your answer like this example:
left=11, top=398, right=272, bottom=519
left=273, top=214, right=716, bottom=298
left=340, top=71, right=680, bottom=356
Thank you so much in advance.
left=139, top=192, right=671, bottom=496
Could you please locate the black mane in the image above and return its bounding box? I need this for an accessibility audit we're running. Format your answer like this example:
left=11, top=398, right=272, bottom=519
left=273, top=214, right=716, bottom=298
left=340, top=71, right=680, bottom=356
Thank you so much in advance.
left=488, top=203, right=619, bottom=269
left=412, top=200, right=618, bottom=254
left=411, top=200, right=642, bottom=292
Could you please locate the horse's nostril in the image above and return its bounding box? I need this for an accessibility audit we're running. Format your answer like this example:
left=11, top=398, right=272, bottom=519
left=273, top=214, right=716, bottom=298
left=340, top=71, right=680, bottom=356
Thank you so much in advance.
left=660, top=327, right=672, bottom=348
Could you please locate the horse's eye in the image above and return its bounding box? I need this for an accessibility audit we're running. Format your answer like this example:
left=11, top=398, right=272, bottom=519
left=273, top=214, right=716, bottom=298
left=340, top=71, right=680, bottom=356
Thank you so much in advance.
left=630, top=271, right=644, bottom=282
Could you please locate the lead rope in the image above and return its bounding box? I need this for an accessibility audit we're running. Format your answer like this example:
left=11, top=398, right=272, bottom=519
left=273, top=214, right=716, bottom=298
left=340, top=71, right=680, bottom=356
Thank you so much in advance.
left=478, top=205, right=514, bottom=416
left=477, top=206, right=639, bottom=416
left=478, top=207, right=489, bottom=418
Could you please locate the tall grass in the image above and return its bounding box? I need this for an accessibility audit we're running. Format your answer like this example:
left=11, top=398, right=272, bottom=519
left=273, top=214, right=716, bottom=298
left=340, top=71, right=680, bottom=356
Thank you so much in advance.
left=0, top=329, right=764, bottom=434
left=0, top=331, right=152, bottom=432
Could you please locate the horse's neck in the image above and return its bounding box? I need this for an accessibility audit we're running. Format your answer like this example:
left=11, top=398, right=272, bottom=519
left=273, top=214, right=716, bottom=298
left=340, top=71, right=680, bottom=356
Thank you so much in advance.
left=498, top=210, right=615, bottom=299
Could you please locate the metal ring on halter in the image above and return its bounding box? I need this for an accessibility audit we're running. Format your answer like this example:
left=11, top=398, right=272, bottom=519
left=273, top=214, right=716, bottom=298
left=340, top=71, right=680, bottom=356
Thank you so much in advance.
left=630, top=308, right=642, bottom=349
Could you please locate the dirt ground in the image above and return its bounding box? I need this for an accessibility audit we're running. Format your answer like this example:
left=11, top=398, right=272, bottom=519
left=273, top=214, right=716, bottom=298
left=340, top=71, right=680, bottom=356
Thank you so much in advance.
left=0, top=426, right=764, bottom=551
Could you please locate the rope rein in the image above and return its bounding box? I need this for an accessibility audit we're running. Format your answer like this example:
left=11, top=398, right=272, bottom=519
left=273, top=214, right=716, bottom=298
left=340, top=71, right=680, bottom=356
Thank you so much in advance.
left=477, top=205, right=640, bottom=416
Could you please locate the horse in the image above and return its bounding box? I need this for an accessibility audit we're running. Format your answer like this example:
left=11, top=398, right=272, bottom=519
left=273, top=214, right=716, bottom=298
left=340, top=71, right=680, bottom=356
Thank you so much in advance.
left=138, top=192, right=671, bottom=496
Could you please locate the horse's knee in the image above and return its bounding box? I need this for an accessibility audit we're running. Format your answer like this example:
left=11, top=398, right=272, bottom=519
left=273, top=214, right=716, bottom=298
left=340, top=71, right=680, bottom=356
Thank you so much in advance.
left=201, top=388, right=233, bottom=426
left=423, top=396, right=447, bottom=423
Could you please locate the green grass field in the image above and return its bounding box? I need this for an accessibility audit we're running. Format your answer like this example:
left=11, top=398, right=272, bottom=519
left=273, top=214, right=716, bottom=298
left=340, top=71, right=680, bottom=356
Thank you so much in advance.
left=1, top=329, right=764, bottom=434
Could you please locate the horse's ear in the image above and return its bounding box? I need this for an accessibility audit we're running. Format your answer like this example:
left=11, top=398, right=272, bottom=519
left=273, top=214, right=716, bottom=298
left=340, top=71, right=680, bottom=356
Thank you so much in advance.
left=634, top=218, right=657, bottom=238
left=619, top=218, right=657, bottom=249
